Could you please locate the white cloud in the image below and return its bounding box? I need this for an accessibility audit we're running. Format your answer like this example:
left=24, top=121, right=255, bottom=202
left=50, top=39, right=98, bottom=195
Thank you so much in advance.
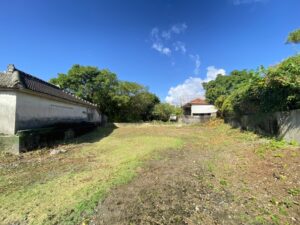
left=150, top=27, right=172, bottom=56
left=150, top=23, right=187, bottom=56
left=165, top=66, right=226, bottom=105
left=165, top=77, right=205, bottom=106
left=206, top=66, right=226, bottom=81
left=190, top=54, right=201, bottom=75
left=152, top=43, right=172, bottom=56
left=174, top=41, right=186, bottom=54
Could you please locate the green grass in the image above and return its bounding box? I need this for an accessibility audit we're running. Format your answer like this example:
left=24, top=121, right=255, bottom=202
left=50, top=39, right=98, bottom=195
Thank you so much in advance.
left=254, top=138, right=292, bottom=158
left=0, top=121, right=298, bottom=225
left=287, top=188, right=300, bottom=196
left=0, top=127, right=183, bottom=225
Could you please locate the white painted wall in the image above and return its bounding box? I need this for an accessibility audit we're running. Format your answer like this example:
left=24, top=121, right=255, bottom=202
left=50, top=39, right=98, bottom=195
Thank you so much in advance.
left=0, top=91, right=17, bottom=135
left=191, top=105, right=218, bottom=115
left=15, top=91, right=101, bottom=131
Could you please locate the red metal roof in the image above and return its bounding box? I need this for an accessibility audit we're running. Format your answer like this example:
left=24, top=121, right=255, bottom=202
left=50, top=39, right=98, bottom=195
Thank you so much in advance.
left=189, top=98, right=208, bottom=105
left=182, top=98, right=209, bottom=108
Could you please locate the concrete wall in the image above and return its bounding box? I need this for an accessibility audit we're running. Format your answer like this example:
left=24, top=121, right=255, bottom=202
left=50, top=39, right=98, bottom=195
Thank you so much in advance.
left=276, top=110, right=300, bottom=144
left=0, top=91, right=17, bottom=134
left=191, top=105, right=218, bottom=115
left=179, top=113, right=216, bottom=124
left=15, top=91, right=101, bottom=131
left=226, top=109, right=300, bottom=144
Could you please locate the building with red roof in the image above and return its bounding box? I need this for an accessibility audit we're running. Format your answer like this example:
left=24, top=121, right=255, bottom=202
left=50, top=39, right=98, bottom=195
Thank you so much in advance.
left=182, top=98, right=217, bottom=118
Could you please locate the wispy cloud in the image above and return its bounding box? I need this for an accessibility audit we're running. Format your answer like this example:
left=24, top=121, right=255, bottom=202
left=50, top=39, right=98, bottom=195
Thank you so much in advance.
left=162, top=23, right=187, bottom=40
left=190, top=54, right=201, bottom=75
left=150, top=23, right=187, bottom=56
left=174, top=41, right=186, bottom=54
left=165, top=66, right=226, bottom=105
left=152, top=43, right=171, bottom=56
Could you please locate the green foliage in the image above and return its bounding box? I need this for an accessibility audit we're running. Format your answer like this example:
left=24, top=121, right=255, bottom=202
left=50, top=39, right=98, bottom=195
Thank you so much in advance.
left=203, top=69, right=259, bottom=105
left=152, top=103, right=183, bottom=122
left=50, top=65, right=118, bottom=118
left=204, top=54, right=300, bottom=116
left=262, top=54, right=300, bottom=112
left=286, top=28, right=300, bottom=44
left=50, top=65, right=160, bottom=122
left=112, top=81, right=159, bottom=122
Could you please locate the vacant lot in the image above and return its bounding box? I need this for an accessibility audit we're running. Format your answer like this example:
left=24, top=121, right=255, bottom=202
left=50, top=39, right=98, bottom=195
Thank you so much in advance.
left=0, top=121, right=299, bottom=225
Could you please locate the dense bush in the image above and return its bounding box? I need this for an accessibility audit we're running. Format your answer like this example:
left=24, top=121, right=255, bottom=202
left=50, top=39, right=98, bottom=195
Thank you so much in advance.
left=203, top=69, right=259, bottom=105
left=204, top=54, right=300, bottom=117
left=262, top=55, right=300, bottom=111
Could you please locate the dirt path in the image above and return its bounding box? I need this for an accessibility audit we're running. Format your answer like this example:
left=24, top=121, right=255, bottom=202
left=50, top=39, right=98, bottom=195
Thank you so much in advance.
left=90, top=124, right=300, bottom=225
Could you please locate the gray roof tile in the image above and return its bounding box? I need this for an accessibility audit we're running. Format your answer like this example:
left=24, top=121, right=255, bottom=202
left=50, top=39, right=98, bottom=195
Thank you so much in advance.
left=0, top=65, right=97, bottom=108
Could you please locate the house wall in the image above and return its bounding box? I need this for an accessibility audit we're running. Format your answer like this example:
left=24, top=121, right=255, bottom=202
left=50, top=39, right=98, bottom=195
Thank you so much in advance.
left=15, top=91, right=101, bottom=131
left=191, top=105, right=218, bottom=115
left=0, top=91, right=17, bottom=135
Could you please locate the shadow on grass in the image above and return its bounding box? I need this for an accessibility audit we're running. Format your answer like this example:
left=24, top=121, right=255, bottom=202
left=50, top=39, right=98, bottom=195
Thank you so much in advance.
left=67, top=123, right=118, bottom=145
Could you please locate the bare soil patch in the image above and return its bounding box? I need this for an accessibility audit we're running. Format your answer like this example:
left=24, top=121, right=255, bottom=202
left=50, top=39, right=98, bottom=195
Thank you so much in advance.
left=91, top=149, right=235, bottom=225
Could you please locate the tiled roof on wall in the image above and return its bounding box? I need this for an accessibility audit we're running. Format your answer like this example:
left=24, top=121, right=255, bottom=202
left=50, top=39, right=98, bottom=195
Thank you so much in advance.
left=0, top=64, right=97, bottom=108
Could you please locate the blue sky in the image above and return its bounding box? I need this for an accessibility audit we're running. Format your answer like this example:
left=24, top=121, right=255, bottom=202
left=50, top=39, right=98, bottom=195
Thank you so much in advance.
left=0, top=0, right=299, bottom=104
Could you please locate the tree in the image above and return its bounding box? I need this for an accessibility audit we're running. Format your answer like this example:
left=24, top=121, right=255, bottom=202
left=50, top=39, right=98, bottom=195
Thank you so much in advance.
left=261, top=54, right=300, bottom=111
left=129, top=92, right=160, bottom=121
left=50, top=65, right=160, bottom=122
left=50, top=65, right=118, bottom=118
left=203, top=69, right=258, bottom=105
left=152, top=103, right=183, bottom=122
left=205, top=55, right=300, bottom=117
left=287, top=28, right=300, bottom=44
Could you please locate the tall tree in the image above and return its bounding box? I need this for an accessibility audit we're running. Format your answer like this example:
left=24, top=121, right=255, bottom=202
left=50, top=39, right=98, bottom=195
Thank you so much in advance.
left=112, top=81, right=159, bottom=122
left=203, top=69, right=258, bottom=105
left=50, top=65, right=160, bottom=122
left=50, top=65, right=118, bottom=118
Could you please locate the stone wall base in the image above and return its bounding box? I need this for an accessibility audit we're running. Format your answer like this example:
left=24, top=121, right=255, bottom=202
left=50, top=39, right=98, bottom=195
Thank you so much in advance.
left=0, top=122, right=99, bottom=154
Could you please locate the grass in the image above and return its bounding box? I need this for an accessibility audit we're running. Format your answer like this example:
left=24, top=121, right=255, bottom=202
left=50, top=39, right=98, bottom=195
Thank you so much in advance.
left=254, top=138, right=293, bottom=158
left=0, top=127, right=183, bottom=225
left=0, top=121, right=298, bottom=225
left=287, top=188, right=300, bottom=196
